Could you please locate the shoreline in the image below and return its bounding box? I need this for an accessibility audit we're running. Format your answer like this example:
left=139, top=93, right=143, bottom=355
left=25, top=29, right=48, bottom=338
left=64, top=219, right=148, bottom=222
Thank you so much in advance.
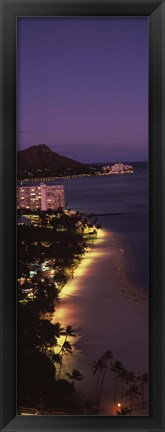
left=18, top=171, right=134, bottom=184
left=52, top=227, right=148, bottom=415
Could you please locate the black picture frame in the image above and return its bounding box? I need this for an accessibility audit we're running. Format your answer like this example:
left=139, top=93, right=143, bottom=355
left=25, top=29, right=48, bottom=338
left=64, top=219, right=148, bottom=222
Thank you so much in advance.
left=0, top=1, right=165, bottom=431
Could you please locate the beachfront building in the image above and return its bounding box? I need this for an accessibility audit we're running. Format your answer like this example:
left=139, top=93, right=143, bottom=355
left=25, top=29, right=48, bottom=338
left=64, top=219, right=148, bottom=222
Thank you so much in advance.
left=111, top=163, right=125, bottom=173
left=111, top=163, right=133, bottom=174
left=17, top=183, right=65, bottom=210
left=101, top=163, right=133, bottom=175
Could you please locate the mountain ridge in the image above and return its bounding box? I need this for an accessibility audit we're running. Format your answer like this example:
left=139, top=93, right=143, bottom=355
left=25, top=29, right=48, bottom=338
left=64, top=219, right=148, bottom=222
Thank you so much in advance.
left=17, top=144, right=89, bottom=172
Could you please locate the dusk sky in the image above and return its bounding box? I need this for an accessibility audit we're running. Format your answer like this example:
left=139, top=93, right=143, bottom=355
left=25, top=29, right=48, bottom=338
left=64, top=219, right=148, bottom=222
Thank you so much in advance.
left=17, top=17, right=148, bottom=163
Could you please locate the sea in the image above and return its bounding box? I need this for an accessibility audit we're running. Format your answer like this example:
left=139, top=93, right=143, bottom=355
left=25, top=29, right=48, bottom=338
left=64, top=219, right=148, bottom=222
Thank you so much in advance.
left=24, top=162, right=149, bottom=295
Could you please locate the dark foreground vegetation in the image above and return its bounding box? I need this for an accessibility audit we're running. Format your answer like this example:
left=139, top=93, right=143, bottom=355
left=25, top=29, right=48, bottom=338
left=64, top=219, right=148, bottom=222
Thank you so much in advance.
left=92, top=351, right=148, bottom=415
left=17, top=208, right=99, bottom=414
left=17, top=207, right=148, bottom=415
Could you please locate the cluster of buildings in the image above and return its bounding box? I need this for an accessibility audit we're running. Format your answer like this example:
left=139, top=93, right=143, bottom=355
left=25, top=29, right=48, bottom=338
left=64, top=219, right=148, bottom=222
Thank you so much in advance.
left=101, top=163, right=133, bottom=175
left=17, top=183, right=65, bottom=211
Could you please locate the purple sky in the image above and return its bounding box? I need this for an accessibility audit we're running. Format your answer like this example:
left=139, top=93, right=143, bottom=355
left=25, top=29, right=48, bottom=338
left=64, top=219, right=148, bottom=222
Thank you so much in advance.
left=17, top=17, right=148, bottom=163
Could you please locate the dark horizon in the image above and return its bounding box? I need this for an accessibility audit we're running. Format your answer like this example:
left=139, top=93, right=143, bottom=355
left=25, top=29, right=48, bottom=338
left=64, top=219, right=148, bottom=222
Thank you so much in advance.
left=17, top=143, right=148, bottom=165
left=17, top=141, right=148, bottom=164
left=87, top=160, right=148, bottom=165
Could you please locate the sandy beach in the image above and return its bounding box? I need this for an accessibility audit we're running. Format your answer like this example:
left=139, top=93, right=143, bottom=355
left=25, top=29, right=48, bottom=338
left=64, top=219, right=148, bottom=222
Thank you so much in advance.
left=52, top=228, right=148, bottom=415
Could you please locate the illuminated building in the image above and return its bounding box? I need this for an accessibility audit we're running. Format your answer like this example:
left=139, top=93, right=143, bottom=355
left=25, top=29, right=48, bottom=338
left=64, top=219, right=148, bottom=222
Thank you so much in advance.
left=111, top=163, right=124, bottom=173
left=17, top=183, right=65, bottom=210
left=111, top=163, right=133, bottom=174
left=101, top=163, right=133, bottom=175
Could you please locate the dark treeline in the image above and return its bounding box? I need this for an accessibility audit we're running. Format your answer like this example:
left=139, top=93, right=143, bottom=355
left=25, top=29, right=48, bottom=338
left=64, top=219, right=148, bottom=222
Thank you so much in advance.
left=17, top=209, right=99, bottom=414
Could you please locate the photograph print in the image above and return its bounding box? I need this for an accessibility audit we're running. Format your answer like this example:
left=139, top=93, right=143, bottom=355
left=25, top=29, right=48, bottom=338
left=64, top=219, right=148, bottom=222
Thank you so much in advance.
left=17, top=17, right=149, bottom=416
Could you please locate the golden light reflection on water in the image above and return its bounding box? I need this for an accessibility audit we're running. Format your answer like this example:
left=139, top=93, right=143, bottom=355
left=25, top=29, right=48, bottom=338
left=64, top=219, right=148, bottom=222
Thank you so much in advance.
left=51, top=228, right=108, bottom=377
left=59, top=229, right=108, bottom=299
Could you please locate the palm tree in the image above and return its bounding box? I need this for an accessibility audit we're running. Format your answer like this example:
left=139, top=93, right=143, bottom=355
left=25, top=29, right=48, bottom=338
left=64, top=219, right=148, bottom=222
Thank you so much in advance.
left=97, top=357, right=107, bottom=414
left=58, top=340, right=72, bottom=381
left=110, top=360, right=124, bottom=402
left=65, top=325, right=76, bottom=339
left=58, top=325, right=76, bottom=380
left=125, top=371, right=136, bottom=390
left=137, top=373, right=148, bottom=409
left=125, top=384, right=141, bottom=411
left=92, top=358, right=105, bottom=407
left=103, top=350, right=113, bottom=366
left=50, top=352, right=62, bottom=372
left=92, top=351, right=113, bottom=414
left=58, top=325, right=76, bottom=354
left=98, top=352, right=114, bottom=414
left=118, top=367, right=128, bottom=403
left=65, top=369, right=83, bottom=390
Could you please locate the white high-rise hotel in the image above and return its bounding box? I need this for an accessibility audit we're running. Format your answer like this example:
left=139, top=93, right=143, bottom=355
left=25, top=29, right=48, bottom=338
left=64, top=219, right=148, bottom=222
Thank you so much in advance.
left=17, top=184, right=65, bottom=211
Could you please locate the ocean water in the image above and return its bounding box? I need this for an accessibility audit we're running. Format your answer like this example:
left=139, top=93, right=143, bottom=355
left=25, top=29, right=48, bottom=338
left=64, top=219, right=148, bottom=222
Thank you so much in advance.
left=26, top=162, right=149, bottom=294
